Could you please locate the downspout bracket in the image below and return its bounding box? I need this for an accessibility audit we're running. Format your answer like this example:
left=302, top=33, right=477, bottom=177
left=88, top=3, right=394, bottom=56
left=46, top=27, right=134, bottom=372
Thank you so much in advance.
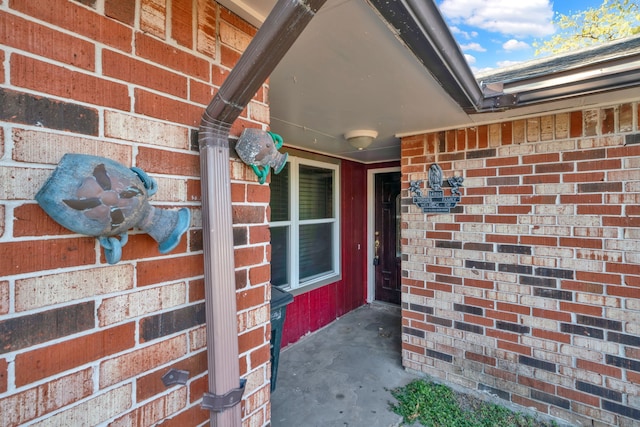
left=202, top=379, right=247, bottom=412
left=161, top=369, right=190, bottom=386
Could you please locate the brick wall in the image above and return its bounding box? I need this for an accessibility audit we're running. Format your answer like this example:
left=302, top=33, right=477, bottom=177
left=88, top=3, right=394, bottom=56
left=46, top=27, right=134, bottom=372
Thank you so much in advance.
left=401, top=102, right=640, bottom=426
left=0, top=1, right=271, bottom=426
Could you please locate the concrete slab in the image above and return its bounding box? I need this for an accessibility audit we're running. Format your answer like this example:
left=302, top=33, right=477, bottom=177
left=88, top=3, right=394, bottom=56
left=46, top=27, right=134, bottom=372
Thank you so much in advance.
left=270, top=303, right=419, bottom=427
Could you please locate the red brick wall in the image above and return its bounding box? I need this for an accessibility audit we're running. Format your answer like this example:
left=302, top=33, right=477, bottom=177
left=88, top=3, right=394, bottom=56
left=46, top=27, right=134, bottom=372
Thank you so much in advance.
left=0, top=1, right=271, bottom=425
left=401, top=103, right=640, bottom=426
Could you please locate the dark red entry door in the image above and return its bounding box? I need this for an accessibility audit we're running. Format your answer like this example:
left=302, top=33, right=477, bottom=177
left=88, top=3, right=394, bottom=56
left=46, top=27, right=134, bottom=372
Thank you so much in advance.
left=374, top=172, right=401, bottom=305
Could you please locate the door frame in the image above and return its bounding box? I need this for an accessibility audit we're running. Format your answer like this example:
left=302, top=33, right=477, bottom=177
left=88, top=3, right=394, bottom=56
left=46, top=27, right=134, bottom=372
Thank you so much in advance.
left=366, top=166, right=401, bottom=303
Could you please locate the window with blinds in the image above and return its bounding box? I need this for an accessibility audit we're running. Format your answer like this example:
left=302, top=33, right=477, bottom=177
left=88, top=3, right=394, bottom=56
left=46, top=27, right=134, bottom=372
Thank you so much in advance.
left=269, top=156, right=340, bottom=292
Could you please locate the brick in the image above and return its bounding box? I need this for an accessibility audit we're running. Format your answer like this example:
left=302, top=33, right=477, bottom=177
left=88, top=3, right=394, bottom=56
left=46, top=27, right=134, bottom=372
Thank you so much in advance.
left=171, top=0, right=193, bottom=48
left=0, top=238, right=96, bottom=276
left=234, top=246, right=265, bottom=268
left=0, top=301, right=94, bottom=355
left=601, top=107, right=616, bottom=134
left=519, top=355, right=556, bottom=372
left=454, top=321, right=483, bottom=334
left=576, top=315, right=621, bottom=331
left=105, top=0, right=135, bottom=25
left=105, top=111, right=189, bottom=149
left=232, top=205, right=266, bottom=224
left=608, top=332, right=640, bottom=347
left=137, top=351, right=207, bottom=402
left=619, top=103, right=634, bottom=131
left=519, top=376, right=555, bottom=394
left=0, top=281, right=8, bottom=316
left=111, top=388, right=187, bottom=427
left=0, top=357, right=6, bottom=393
left=135, top=88, right=203, bottom=127
left=570, top=110, right=583, bottom=137
left=141, top=303, right=205, bottom=342
left=12, top=203, right=69, bottom=237
left=12, top=0, right=132, bottom=52
left=606, top=355, right=640, bottom=372
left=136, top=32, right=209, bottom=80
left=249, top=225, right=270, bottom=245
left=466, top=151, right=496, bottom=165
left=576, top=380, right=622, bottom=402
left=426, top=349, right=453, bottom=363
left=403, top=326, right=425, bottom=338
left=137, top=254, right=204, bottom=287
left=560, top=323, right=604, bottom=339
left=560, top=237, right=602, bottom=249
left=532, top=308, right=571, bottom=322
left=578, top=182, right=622, bottom=193
left=576, top=358, right=622, bottom=378
left=103, top=49, right=187, bottom=98
left=15, top=323, right=135, bottom=386
left=100, top=335, right=187, bottom=388
left=156, top=405, right=209, bottom=426
left=190, top=79, right=216, bottom=105
left=248, top=264, right=270, bottom=286
left=602, top=400, right=640, bottom=421
left=136, top=146, right=199, bottom=177
left=16, top=264, right=133, bottom=311
left=12, top=54, right=130, bottom=110
left=196, top=0, right=217, bottom=57
left=520, top=276, right=556, bottom=288
left=0, top=369, right=93, bottom=426
left=12, top=128, right=132, bottom=166
left=99, top=282, right=186, bottom=326
left=31, top=383, right=132, bottom=427
left=141, top=0, right=166, bottom=38
left=0, top=88, right=98, bottom=135
left=584, top=109, right=599, bottom=136
left=0, top=11, right=94, bottom=70
left=532, top=328, right=571, bottom=344
left=535, top=267, right=574, bottom=279
left=496, top=321, right=530, bottom=334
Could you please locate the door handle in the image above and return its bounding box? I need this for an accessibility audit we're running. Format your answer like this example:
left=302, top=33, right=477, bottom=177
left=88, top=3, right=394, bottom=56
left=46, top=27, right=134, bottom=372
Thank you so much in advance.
left=373, top=232, right=380, bottom=266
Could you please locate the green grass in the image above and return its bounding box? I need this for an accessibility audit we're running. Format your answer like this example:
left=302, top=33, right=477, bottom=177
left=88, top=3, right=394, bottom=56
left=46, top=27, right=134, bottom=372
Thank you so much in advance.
left=389, top=379, right=558, bottom=427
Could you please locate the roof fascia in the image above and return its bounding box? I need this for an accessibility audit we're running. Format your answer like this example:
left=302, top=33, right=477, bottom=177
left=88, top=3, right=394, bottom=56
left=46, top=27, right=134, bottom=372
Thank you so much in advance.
left=367, top=0, right=484, bottom=113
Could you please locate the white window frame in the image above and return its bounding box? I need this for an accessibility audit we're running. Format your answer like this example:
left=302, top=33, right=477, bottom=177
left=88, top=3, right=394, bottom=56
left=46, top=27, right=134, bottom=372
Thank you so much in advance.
left=270, top=156, right=341, bottom=294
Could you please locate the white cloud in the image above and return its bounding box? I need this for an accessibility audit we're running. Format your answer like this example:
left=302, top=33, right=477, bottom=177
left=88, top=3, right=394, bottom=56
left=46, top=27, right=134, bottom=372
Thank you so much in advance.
left=502, top=39, right=530, bottom=51
left=496, top=60, right=523, bottom=68
left=438, top=0, right=555, bottom=38
left=449, top=25, right=474, bottom=40
left=464, top=53, right=477, bottom=64
left=460, top=42, right=487, bottom=52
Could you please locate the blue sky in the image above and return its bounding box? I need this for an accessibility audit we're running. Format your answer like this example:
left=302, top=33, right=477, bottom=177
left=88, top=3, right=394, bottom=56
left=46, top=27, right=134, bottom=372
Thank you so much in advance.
left=436, top=0, right=607, bottom=74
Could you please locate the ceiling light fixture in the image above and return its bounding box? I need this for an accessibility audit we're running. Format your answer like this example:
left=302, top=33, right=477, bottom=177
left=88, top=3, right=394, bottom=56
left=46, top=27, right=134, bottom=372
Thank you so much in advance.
left=344, top=130, right=378, bottom=151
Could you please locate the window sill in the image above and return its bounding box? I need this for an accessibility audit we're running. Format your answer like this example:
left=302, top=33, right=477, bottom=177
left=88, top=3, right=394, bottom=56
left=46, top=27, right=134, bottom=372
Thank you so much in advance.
left=278, top=273, right=342, bottom=297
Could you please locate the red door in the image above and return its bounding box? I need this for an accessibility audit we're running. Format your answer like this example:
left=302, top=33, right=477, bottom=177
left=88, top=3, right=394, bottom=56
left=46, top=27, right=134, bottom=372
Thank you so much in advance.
left=374, top=172, right=401, bottom=304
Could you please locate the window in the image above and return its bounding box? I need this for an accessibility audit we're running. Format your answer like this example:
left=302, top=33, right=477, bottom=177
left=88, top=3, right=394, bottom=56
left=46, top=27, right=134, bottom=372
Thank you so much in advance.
left=269, top=156, right=340, bottom=292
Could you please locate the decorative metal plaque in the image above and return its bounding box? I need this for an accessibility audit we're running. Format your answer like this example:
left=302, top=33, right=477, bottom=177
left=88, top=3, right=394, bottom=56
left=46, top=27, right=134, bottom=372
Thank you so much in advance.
left=410, top=164, right=463, bottom=213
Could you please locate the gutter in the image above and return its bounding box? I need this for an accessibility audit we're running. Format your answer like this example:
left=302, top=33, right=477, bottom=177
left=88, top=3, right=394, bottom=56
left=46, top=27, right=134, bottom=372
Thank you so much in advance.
left=197, top=0, right=327, bottom=426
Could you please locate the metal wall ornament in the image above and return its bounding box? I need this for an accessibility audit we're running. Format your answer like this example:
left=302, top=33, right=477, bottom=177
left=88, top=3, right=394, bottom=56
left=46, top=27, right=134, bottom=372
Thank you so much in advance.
left=35, top=153, right=191, bottom=264
left=410, top=164, right=464, bottom=213
left=234, top=129, right=288, bottom=184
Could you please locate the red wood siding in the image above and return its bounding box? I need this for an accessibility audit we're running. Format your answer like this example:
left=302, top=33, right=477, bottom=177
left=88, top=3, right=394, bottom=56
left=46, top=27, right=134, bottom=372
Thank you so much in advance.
left=281, top=160, right=374, bottom=346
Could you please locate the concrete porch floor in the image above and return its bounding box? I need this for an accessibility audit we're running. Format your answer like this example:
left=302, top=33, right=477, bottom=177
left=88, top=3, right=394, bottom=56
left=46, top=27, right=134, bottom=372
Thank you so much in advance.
left=270, top=303, right=419, bottom=426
